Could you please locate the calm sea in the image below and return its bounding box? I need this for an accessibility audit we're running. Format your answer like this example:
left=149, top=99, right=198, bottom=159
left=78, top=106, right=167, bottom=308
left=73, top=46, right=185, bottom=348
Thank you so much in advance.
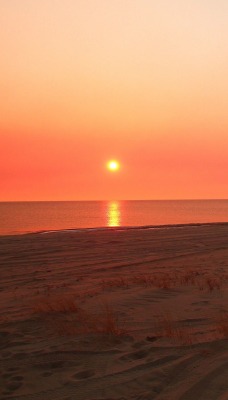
left=0, top=200, right=228, bottom=236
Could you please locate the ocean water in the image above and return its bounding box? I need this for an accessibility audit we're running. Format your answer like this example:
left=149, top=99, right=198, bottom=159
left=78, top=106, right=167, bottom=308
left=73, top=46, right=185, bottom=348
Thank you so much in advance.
left=0, top=200, right=228, bottom=236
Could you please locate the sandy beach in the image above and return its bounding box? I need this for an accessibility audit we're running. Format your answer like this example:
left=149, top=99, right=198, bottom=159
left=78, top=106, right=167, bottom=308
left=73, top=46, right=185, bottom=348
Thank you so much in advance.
left=0, top=224, right=228, bottom=400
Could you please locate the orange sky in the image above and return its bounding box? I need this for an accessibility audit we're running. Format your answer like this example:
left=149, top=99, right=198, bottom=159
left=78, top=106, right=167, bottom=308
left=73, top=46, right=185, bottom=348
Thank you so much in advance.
left=1, top=1, right=228, bottom=200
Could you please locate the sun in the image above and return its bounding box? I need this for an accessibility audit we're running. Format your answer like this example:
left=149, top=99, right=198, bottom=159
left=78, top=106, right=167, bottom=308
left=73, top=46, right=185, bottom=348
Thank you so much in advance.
left=107, top=160, right=120, bottom=172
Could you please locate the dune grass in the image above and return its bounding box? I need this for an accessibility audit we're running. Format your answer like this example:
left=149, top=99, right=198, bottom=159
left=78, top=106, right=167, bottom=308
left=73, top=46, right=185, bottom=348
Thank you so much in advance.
left=33, top=265, right=227, bottom=343
left=155, top=311, right=194, bottom=345
left=34, top=294, right=79, bottom=314
left=34, top=295, right=127, bottom=337
left=101, top=269, right=226, bottom=293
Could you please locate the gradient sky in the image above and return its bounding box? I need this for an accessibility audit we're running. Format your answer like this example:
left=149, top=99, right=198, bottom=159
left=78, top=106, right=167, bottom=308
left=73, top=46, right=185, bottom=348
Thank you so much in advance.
left=1, top=0, right=228, bottom=200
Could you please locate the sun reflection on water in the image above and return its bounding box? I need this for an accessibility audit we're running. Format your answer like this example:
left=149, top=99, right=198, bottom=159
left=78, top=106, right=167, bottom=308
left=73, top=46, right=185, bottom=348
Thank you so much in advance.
left=107, top=201, right=121, bottom=227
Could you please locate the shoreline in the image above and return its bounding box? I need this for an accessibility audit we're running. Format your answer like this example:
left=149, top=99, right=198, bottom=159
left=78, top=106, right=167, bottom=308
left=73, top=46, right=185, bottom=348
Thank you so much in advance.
left=1, top=220, right=228, bottom=238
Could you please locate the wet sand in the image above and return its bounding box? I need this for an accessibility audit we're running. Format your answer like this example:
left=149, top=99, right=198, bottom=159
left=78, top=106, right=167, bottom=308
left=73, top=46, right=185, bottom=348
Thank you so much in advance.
left=0, top=224, right=228, bottom=399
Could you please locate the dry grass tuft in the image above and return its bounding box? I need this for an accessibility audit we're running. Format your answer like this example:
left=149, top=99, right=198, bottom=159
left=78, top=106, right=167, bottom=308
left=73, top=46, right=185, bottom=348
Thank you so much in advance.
left=34, top=295, right=127, bottom=337
left=195, top=276, right=222, bottom=292
left=95, top=302, right=127, bottom=336
left=155, top=276, right=173, bottom=289
left=155, top=311, right=193, bottom=345
left=206, top=277, right=221, bottom=292
left=34, top=294, right=79, bottom=314
left=215, top=312, right=228, bottom=338
left=132, top=274, right=154, bottom=287
left=102, top=277, right=129, bottom=289
left=180, top=269, right=200, bottom=286
left=196, top=279, right=205, bottom=291
left=100, top=269, right=227, bottom=293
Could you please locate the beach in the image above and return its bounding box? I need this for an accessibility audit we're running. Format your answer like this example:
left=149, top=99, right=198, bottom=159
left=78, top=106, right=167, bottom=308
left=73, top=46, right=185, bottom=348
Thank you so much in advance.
left=1, top=224, right=228, bottom=399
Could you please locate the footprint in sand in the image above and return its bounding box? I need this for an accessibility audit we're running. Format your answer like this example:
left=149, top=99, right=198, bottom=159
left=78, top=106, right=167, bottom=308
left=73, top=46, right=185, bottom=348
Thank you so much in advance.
left=11, top=376, right=23, bottom=382
left=34, top=360, right=65, bottom=370
left=73, top=369, right=95, bottom=379
left=0, top=331, right=10, bottom=336
left=6, top=380, right=23, bottom=392
left=42, top=371, right=53, bottom=377
left=3, top=374, right=23, bottom=384
left=192, top=301, right=209, bottom=305
left=7, top=367, right=19, bottom=372
left=131, top=340, right=146, bottom=349
left=3, top=373, right=13, bottom=378
left=13, top=352, right=26, bottom=360
left=1, top=351, right=12, bottom=358
left=120, top=349, right=148, bottom=362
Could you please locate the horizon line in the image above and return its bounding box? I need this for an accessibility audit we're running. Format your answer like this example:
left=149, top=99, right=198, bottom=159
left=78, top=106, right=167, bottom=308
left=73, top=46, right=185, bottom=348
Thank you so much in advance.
left=1, top=198, right=228, bottom=203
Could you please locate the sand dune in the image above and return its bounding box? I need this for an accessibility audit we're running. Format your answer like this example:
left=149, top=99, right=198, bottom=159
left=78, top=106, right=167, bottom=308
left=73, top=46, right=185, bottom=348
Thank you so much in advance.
left=0, top=224, right=228, bottom=399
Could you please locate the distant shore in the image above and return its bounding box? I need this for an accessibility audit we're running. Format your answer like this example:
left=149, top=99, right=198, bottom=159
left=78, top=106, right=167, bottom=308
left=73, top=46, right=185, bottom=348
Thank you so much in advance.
left=1, top=224, right=228, bottom=399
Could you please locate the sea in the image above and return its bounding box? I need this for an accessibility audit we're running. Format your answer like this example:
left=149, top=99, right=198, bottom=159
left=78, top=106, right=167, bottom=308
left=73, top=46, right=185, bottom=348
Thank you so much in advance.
left=0, top=200, right=228, bottom=236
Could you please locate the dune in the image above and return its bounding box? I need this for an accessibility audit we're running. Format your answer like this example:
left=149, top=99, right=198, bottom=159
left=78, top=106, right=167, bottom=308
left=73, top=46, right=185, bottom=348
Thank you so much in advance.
left=0, top=224, right=228, bottom=399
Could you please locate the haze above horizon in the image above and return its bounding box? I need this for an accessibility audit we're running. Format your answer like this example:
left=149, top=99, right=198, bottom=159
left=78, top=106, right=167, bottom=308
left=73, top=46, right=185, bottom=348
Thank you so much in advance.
left=1, top=1, right=228, bottom=201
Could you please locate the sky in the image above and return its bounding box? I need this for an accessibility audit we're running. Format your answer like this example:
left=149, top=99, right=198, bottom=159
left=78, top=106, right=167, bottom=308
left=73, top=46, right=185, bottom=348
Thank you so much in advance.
left=1, top=0, right=228, bottom=201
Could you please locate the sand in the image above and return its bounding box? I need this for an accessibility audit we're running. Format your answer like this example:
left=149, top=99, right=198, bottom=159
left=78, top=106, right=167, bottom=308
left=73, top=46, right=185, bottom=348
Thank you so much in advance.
left=0, top=224, right=228, bottom=400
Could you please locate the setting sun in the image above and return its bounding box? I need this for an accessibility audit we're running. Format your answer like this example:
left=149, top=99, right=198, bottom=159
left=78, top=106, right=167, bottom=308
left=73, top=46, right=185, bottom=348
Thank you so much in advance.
left=107, top=160, right=120, bottom=172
